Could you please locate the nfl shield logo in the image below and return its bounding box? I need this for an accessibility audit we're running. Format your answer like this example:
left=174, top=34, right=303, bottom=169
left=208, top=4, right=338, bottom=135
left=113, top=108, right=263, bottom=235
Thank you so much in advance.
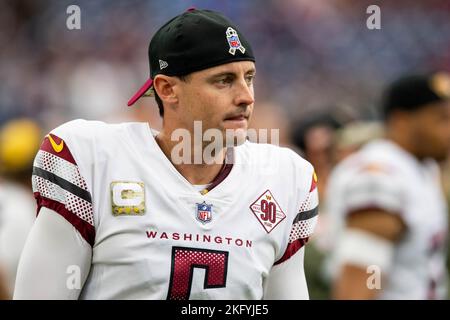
left=229, top=36, right=240, bottom=48
left=196, top=201, right=213, bottom=224
left=226, top=27, right=246, bottom=55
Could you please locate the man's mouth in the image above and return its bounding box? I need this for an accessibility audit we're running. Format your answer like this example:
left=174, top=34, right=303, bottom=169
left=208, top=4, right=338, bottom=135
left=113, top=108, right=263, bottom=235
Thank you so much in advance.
left=224, top=114, right=248, bottom=121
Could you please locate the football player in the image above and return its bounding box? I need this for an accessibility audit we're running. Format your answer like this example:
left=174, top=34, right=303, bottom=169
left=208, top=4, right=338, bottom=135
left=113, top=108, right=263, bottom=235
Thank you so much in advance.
left=14, top=9, right=318, bottom=299
left=325, top=73, right=450, bottom=299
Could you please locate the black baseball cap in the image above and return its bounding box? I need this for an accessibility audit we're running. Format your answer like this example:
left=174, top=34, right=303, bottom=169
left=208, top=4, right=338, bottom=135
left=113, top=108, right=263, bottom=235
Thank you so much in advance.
left=127, top=8, right=255, bottom=106
left=382, top=72, right=450, bottom=117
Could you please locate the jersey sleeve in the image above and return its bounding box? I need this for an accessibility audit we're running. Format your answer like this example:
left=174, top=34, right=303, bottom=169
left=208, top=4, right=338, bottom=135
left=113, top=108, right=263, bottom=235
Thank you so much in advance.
left=275, top=167, right=319, bottom=265
left=340, top=162, right=404, bottom=216
left=31, top=130, right=95, bottom=246
left=13, top=207, right=92, bottom=299
left=264, top=247, right=309, bottom=299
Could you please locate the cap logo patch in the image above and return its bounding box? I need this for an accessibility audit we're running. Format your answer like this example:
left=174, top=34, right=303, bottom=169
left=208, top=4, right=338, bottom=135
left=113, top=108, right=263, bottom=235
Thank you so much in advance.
left=159, top=59, right=168, bottom=70
left=226, top=27, right=245, bottom=55
left=431, top=72, right=450, bottom=99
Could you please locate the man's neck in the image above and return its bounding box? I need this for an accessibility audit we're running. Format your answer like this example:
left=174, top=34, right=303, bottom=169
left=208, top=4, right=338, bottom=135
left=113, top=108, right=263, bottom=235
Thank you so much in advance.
left=155, top=131, right=227, bottom=185
left=386, top=130, right=422, bottom=161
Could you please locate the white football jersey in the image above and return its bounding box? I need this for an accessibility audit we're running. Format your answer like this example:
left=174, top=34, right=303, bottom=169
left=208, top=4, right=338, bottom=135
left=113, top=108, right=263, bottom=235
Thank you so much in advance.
left=31, top=119, right=318, bottom=300
left=325, top=139, right=448, bottom=299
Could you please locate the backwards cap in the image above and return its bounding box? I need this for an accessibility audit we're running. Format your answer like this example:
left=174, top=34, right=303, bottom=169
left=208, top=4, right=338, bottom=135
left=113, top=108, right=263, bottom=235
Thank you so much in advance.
left=127, top=8, right=255, bottom=106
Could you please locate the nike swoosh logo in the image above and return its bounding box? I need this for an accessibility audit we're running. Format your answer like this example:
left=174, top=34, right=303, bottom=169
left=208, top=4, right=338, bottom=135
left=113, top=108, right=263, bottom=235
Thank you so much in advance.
left=47, top=134, right=64, bottom=153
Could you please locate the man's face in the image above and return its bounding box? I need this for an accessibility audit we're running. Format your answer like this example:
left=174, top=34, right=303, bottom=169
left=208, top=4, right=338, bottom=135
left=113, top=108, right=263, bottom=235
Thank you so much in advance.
left=173, top=61, right=255, bottom=146
left=410, top=101, right=450, bottom=162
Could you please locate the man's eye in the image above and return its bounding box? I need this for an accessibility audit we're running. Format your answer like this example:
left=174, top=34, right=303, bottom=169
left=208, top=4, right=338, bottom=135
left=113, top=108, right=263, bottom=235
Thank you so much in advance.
left=245, top=75, right=254, bottom=85
left=217, top=77, right=232, bottom=85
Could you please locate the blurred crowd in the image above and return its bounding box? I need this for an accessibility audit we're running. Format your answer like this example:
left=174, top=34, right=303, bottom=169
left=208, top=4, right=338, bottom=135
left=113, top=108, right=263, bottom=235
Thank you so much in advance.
left=1, top=0, right=450, bottom=299
left=1, top=0, right=449, bottom=127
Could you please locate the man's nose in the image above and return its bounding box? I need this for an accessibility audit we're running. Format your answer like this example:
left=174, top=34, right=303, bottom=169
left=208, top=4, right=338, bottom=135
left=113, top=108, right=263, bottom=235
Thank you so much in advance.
left=233, top=79, right=254, bottom=107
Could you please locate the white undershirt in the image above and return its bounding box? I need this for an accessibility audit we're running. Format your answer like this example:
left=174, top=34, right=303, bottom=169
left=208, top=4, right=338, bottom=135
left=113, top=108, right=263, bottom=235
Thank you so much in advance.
left=192, top=184, right=210, bottom=192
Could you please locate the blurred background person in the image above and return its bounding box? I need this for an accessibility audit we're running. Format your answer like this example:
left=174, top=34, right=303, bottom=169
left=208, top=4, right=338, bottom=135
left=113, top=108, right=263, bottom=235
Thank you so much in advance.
left=317, top=120, right=384, bottom=288
left=291, top=112, right=344, bottom=201
left=325, top=72, right=450, bottom=299
left=0, top=118, right=42, bottom=299
left=292, top=117, right=383, bottom=299
left=331, top=121, right=384, bottom=163
left=289, top=111, right=344, bottom=299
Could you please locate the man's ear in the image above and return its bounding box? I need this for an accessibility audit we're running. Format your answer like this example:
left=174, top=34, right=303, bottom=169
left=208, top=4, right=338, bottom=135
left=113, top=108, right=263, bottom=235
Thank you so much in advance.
left=153, top=75, right=179, bottom=106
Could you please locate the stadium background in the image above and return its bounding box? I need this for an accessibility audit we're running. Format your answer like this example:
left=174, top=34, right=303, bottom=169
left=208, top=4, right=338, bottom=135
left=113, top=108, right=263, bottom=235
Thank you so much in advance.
left=1, top=0, right=450, bottom=299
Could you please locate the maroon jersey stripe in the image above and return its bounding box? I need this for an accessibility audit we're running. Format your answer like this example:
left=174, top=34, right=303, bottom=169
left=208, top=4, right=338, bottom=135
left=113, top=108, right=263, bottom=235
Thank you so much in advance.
left=34, top=192, right=95, bottom=247
left=274, top=237, right=309, bottom=265
left=206, top=163, right=233, bottom=192
left=39, top=134, right=76, bottom=165
left=309, top=173, right=317, bottom=192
